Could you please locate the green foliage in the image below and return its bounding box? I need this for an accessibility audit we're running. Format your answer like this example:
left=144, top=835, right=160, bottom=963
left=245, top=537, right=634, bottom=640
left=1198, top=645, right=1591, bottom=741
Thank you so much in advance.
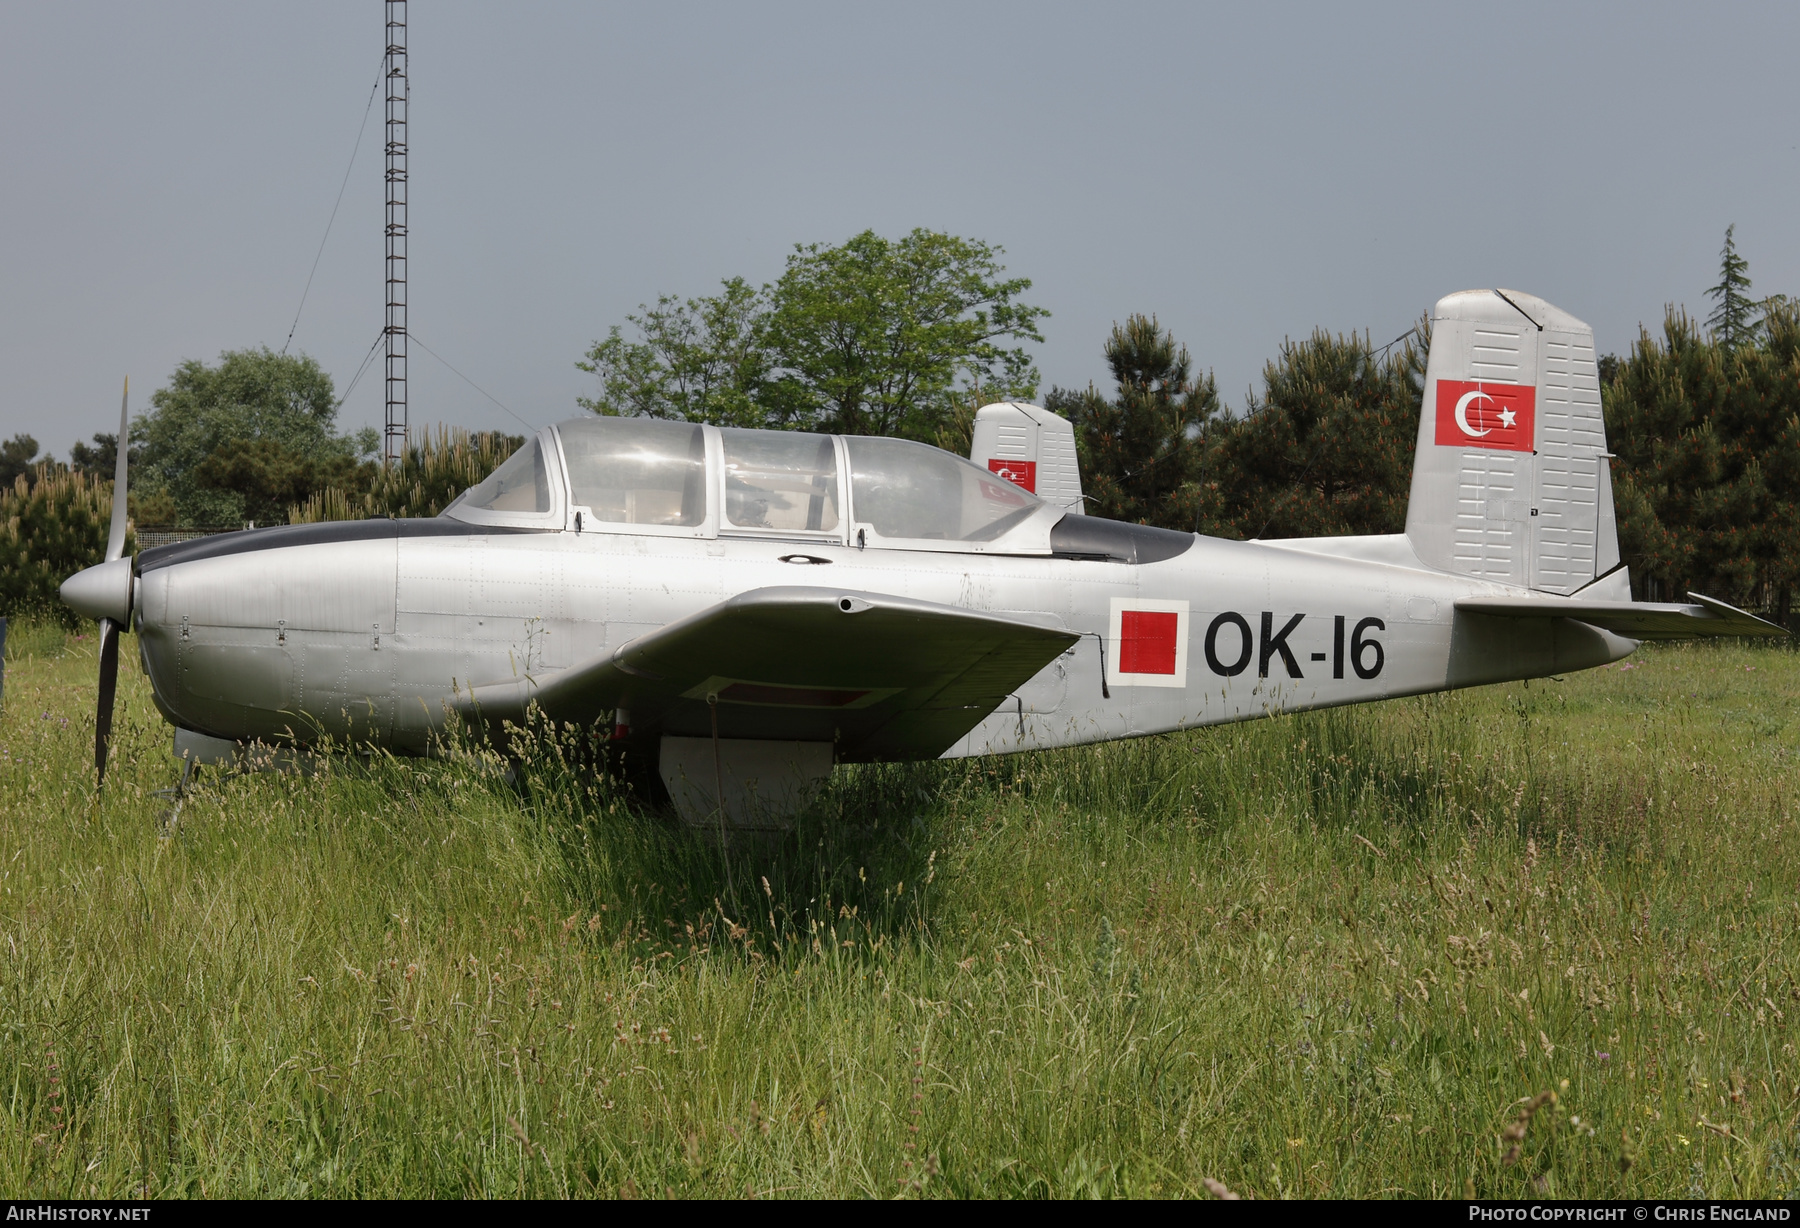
left=1603, top=305, right=1800, bottom=616
left=290, top=427, right=525, bottom=523
left=0, top=434, right=45, bottom=489
left=1201, top=322, right=1426, bottom=539
left=932, top=390, right=984, bottom=458
left=1053, top=318, right=1422, bottom=537
left=0, top=468, right=132, bottom=624
left=577, top=278, right=776, bottom=427
left=135, top=348, right=374, bottom=526
left=2, top=634, right=1796, bottom=1195
left=577, top=230, right=1047, bottom=441
left=195, top=440, right=374, bottom=528
left=762, top=229, right=1046, bottom=439
left=1703, top=224, right=1784, bottom=353
left=68, top=433, right=127, bottom=480
left=1053, top=316, right=1219, bottom=528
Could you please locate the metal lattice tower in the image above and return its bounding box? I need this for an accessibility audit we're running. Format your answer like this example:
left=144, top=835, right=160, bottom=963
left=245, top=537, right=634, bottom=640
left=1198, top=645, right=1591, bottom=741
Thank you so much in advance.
left=383, top=0, right=408, bottom=465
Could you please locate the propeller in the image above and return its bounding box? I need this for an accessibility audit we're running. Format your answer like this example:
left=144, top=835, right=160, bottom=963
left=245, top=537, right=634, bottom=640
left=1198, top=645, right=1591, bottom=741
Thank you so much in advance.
left=81, top=379, right=133, bottom=785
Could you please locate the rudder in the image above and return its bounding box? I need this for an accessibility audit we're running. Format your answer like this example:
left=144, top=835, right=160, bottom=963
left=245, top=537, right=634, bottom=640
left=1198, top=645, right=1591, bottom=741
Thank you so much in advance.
left=1404, top=289, right=1623, bottom=595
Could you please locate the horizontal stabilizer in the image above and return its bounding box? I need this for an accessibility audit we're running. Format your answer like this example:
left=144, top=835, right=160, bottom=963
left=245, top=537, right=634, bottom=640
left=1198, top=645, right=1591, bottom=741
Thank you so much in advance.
left=1455, top=591, right=1787, bottom=640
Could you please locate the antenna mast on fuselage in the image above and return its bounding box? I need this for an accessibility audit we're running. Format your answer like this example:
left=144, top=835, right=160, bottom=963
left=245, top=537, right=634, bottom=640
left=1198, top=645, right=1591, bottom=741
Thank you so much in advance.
left=383, top=0, right=408, bottom=466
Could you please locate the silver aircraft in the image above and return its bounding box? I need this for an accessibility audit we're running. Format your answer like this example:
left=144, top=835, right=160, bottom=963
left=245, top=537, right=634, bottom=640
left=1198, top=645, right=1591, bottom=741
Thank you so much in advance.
left=62, top=290, right=1785, bottom=828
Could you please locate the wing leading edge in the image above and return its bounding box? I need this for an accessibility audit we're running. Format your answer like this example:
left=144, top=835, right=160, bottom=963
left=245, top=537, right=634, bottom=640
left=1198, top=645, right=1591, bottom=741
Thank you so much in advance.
left=1455, top=591, right=1787, bottom=640
left=455, top=586, right=1080, bottom=761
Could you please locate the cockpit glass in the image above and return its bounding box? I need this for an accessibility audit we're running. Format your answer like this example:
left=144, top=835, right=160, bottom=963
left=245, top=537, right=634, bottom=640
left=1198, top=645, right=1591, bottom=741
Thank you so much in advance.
left=721, top=429, right=840, bottom=532
left=560, top=417, right=706, bottom=527
left=459, top=436, right=551, bottom=514
left=844, top=436, right=1041, bottom=542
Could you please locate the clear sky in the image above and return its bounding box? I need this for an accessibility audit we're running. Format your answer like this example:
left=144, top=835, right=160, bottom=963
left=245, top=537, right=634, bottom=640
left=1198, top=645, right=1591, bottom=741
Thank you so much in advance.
left=2, top=2, right=1796, bottom=454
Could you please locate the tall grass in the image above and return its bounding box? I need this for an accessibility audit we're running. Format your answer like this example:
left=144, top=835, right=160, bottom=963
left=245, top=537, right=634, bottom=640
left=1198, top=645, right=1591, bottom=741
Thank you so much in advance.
left=0, top=469, right=132, bottom=626
left=0, top=629, right=1795, bottom=1198
left=287, top=427, right=523, bottom=524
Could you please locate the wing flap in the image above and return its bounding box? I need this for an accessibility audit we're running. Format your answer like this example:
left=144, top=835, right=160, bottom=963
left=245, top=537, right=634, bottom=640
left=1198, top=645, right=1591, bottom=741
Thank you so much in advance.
left=1455, top=591, right=1787, bottom=640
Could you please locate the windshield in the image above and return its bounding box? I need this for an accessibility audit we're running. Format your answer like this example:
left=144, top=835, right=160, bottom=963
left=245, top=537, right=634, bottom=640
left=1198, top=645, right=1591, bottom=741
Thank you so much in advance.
left=722, top=429, right=840, bottom=532
left=560, top=417, right=706, bottom=526
left=844, top=436, right=1041, bottom=541
left=459, top=436, right=551, bottom=514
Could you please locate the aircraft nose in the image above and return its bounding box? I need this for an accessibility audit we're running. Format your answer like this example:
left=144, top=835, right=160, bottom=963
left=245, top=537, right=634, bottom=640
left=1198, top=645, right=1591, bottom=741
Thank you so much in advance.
left=61, top=557, right=134, bottom=624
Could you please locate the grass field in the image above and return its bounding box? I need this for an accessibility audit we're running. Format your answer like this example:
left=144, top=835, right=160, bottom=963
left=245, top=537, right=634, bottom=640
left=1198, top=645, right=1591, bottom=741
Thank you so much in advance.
left=1, top=621, right=1797, bottom=1199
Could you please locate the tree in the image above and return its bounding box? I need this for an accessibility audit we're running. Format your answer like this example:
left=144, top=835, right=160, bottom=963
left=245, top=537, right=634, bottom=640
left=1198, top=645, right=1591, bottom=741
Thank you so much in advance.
left=0, top=434, right=44, bottom=489
left=1706, top=225, right=1759, bottom=352
left=576, top=278, right=776, bottom=426
left=1202, top=323, right=1426, bottom=539
left=134, top=347, right=376, bottom=525
left=577, top=230, right=1048, bottom=440
left=1053, top=315, right=1219, bottom=528
left=0, top=468, right=134, bottom=625
left=1605, top=305, right=1800, bottom=617
left=290, top=427, right=525, bottom=523
left=761, top=230, right=1046, bottom=439
left=191, top=438, right=374, bottom=527
left=69, top=432, right=133, bottom=479
left=1704, top=224, right=1787, bottom=353
left=67, top=432, right=174, bottom=522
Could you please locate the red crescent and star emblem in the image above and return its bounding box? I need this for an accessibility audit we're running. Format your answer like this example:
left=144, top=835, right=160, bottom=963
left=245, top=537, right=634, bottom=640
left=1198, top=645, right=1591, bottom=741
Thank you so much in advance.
left=1434, top=380, right=1535, bottom=452
left=987, top=458, right=1038, bottom=492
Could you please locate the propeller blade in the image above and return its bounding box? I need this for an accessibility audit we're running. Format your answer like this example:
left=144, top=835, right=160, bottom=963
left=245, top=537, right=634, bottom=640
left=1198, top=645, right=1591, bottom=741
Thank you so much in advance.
left=105, top=378, right=129, bottom=564
left=95, top=617, right=119, bottom=785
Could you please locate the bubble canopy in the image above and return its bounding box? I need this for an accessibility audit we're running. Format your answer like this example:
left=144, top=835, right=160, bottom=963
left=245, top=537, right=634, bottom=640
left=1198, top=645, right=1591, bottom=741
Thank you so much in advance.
left=842, top=436, right=1039, bottom=543
left=455, top=435, right=551, bottom=515
left=561, top=418, right=706, bottom=527
left=446, top=417, right=1057, bottom=552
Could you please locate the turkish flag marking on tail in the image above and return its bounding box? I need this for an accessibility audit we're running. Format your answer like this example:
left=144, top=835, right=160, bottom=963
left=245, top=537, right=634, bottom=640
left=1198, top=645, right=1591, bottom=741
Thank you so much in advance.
left=1434, top=380, right=1536, bottom=452
left=1119, top=611, right=1179, bottom=675
left=987, top=458, right=1038, bottom=492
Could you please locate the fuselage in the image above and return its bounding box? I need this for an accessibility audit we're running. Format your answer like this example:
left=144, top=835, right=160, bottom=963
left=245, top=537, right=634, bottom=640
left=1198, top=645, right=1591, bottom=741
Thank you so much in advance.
left=132, top=516, right=1635, bottom=759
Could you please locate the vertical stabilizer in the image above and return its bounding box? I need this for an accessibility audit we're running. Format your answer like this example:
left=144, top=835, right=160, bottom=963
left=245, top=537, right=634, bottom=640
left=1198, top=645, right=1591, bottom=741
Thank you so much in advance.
left=1405, top=289, right=1620, bottom=594
left=970, top=402, right=1085, bottom=515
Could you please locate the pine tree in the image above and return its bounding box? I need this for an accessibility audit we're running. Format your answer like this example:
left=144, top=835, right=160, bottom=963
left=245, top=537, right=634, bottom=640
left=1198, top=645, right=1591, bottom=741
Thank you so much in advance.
left=1056, top=315, right=1219, bottom=527
left=0, top=467, right=134, bottom=625
left=1705, top=224, right=1763, bottom=352
left=1201, top=322, right=1426, bottom=539
left=1604, top=305, right=1800, bottom=616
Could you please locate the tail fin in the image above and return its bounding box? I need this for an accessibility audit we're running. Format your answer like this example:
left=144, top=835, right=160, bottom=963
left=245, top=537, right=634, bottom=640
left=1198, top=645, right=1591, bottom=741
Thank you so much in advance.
left=969, top=401, right=1086, bottom=515
left=1405, top=289, right=1623, bottom=595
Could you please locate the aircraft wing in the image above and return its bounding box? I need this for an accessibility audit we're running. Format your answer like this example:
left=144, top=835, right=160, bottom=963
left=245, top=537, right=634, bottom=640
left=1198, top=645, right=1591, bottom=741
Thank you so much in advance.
left=455, top=586, right=1080, bottom=761
left=1454, top=591, right=1787, bottom=640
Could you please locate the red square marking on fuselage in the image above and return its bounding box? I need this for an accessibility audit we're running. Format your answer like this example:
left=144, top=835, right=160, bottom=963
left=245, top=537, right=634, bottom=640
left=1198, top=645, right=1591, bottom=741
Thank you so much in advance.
left=1119, top=610, right=1179, bottom=675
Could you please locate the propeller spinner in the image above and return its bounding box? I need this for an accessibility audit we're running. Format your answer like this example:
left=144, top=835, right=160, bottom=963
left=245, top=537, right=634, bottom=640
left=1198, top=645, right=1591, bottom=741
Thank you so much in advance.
left=59, top=379, right=133, bottom=784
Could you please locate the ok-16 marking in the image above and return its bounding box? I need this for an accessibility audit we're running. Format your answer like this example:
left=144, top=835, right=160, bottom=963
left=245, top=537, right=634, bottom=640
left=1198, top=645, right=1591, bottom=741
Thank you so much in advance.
left=59, top=289, right=1786, bottom=830
left=1181, top=612, right=1387, bottom=681
left=1109, top=603, right=1386, bottom=683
